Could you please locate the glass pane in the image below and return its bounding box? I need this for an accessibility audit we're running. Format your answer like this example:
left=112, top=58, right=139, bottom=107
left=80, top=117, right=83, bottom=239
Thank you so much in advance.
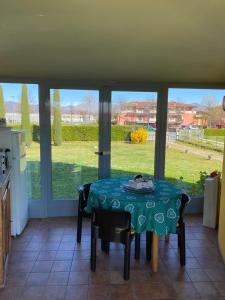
left=50, top=89, right=99, bottom=200
left=111, top=91, right=157, bottom=177
left=165, top=88, right=223, bottom=195
left=0, top=83, right=40, bottom=200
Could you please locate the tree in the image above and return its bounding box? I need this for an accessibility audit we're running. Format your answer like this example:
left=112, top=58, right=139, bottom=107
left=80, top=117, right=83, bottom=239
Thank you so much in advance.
left=0, top=85, right=6, bottom=119
left=202, top=95, right=220, bottom=127
left=82, top=94, right=98, bottom=122
left=21, top=84, right=32, bottom=146
left=53, top=89, right=62, bottom=145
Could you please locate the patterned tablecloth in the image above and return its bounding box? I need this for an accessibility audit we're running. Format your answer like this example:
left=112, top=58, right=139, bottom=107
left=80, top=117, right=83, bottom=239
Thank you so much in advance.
left=85, top=176, right=182, bottom=236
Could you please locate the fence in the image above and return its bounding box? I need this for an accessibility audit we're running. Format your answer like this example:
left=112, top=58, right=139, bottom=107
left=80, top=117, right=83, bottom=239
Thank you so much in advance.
left=177, top=129, right=224, bottom=152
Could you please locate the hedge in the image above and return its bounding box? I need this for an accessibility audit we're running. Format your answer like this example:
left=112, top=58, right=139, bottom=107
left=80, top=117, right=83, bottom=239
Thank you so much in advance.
left=62, top=125, right=98, bottom=141
left=204, top=128, right=225, bottom=136
left=29, top=124, right=133, bottom=142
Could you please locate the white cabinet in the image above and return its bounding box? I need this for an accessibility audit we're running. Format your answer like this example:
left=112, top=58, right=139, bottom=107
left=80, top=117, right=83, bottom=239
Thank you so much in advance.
left=203, top=176, right=220, bottom=229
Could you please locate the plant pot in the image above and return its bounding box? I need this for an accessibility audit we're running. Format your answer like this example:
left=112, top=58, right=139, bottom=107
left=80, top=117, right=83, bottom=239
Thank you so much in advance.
left=185, top=195, right=204, bottom=214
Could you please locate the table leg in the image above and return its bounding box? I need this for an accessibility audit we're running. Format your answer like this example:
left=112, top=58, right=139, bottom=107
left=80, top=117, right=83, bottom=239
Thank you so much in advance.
left=152, top=232, right=159, bottom=272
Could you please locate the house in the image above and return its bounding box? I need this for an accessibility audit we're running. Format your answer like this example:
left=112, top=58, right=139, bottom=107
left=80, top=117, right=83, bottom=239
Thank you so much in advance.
left=117, top=100, right=208, bottom=128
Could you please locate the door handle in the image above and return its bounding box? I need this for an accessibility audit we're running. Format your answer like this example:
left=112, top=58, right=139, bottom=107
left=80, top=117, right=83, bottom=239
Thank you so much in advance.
left=94, top=151, right=110, bottom=156
left=95, top=151, right=103, bottom=156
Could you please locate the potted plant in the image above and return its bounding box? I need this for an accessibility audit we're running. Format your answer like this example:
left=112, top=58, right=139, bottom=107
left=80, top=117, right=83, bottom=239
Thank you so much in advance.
left=177, top=171, right=220, bottom=214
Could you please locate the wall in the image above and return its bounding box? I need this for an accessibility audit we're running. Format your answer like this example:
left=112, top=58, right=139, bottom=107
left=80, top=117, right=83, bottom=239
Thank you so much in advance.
left=218, top=140, right=225, bottom=262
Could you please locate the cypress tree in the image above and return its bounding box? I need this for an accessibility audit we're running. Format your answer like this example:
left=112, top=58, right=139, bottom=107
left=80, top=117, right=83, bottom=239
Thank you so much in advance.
left=21, top=84, right=32, bottom=146
left=0, top=85, right=6, bottom=119
left=53, top=89, right=62, bottom=146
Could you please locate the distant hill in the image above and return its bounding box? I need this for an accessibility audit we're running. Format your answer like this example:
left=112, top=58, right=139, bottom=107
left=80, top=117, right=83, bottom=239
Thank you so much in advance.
left=4, top=101, right=98, bottom=114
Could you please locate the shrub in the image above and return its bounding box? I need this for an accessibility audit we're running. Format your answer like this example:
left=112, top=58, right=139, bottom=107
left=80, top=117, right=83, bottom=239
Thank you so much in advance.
left=130, top=128, right=148, bottom=144
left=111, top=125, right=132, bottom=141
left=62, top=125, right=98, bottom=141
left=33, top=124, right=40, bottom=142
left=7, top=124, right=134, bottom=142
left=204, top=128, right=225, bottom=136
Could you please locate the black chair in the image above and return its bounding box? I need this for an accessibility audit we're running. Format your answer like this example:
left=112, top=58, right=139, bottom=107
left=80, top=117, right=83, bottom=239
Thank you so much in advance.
left=90, top=208, right=135, bottom=280
left=135, top=193, right=190, bottom=265
left=76, top=183, right=92, bottom=243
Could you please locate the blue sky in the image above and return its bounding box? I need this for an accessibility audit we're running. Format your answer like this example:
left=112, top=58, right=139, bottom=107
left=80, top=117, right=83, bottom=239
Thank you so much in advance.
left=1, top=83, right=225, bottom=105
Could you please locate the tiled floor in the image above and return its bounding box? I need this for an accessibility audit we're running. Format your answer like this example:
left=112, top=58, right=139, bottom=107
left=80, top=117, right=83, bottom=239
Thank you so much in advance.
left=1, top=215, right=225, bottom=300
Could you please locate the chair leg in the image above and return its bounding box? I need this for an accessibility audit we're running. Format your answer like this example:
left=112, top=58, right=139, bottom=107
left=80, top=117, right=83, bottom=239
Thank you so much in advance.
left=91, top=235, right=96, bottom=271
left=124, top=234, right=131, bottom=280
left=178, top=234, right=181, bottom=248
left=146, top=231, right=152, bottom=261
left=165, top=234, right=170, bottom=243
left=101, top=239, right=110, bottom=253
left=179, top=224, right=186, bottom=266
left=76, top=212, right=82, bottom=243
left=135, top=233, right=140, bottom=260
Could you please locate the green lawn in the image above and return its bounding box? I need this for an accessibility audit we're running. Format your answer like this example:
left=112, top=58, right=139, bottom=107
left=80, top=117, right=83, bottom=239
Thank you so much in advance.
left=26, top=141, right=222, bottom=199
left=205, top=136, right=225, bottom=143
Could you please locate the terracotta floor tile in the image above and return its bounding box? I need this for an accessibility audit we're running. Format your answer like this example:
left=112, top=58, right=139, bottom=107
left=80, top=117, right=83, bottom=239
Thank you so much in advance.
left=20, top=286, right=45, bottom=300
left=193, top=282, right=219, bottom=297
left=65, top=285, right=88, bottom=300
left=3, top=215, right=224, bottom=300
left=214, top=282, right=225, bottom=296
left=31, top=260, right=53, bottom=273
left=26, top=272, right=50, bottom=286
left=110, top=284, right=134, bottom=299
left=43, top=285, right=66, bottom=300
left=89, top=271, right=110, bottom=285
left=37, top=250, right=57, bottom=261
left=59, top=242, right=76, bottom=251
left=55, top=250, right=74, bottom=260
left=62, top=235, right=76, bottom=242
left=185, top=257, right=202, bottom=268
left=205, top=268, right=225, bottom=281
left=25, top=242, right=44, bottom=251
left=186, top=268, right=211, bottom=282
left=70, top=259, right=90, bottom=272
left=88, top=284, right=110, bottom=300
left=11, top=241, right=29, bottom=251
left=52, top=260, right=72, bottom=272
left=6, top=272, right=29, bottom=286
left=0, top=286, right=23, bottom=300
left=47, top=271, right=69, bottom=285
left=8, top=261, right=34, bottom=274
left=42, top=241, right=60, bottom=251
left=73, top=250, right=90, bottom=260
left=133, top=282, right=175, bottom=299
left=172, top=281, right=200, bottom=298
left=68, top=271, right=89, bottom=285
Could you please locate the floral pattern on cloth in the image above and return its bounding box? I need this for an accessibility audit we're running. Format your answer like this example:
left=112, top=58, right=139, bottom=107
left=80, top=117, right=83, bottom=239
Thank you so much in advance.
left=85, top=176, right=182, bottom=236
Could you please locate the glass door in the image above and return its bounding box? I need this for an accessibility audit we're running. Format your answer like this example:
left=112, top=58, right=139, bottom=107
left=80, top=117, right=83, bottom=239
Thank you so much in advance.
left=111, top=91, right=158, bottom=178
left=165, top=88, right=224, bottom=197
left=49, top=89, right=99, bottom=202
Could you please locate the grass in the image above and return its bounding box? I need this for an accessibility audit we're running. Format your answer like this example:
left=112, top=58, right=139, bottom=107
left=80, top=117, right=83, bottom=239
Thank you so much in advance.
left=204, top=136, right=225, bottom=143
left=26, top=141, right=222, bottom=200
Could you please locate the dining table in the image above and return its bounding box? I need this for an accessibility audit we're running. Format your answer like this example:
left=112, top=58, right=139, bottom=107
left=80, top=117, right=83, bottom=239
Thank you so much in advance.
left=85, top=176, right=183, bottom=272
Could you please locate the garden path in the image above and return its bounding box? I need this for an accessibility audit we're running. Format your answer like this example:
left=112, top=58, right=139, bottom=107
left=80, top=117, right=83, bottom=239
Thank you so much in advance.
left=168, top=141, right=223, bottom=162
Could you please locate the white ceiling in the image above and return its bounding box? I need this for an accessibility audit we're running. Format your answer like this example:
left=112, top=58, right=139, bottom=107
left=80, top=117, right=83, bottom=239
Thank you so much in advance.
left=1, top=1, right=225, bottom=83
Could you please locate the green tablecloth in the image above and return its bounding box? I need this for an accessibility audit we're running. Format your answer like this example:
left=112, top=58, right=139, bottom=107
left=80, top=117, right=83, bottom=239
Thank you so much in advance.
left=85, top=176, right=182, bottom=236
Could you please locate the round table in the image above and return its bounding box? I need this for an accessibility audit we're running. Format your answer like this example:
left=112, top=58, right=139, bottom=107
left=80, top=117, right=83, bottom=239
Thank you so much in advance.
left=85, top=176, right=183, bottom=272
left=85, top=176, right=182, bottom=236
